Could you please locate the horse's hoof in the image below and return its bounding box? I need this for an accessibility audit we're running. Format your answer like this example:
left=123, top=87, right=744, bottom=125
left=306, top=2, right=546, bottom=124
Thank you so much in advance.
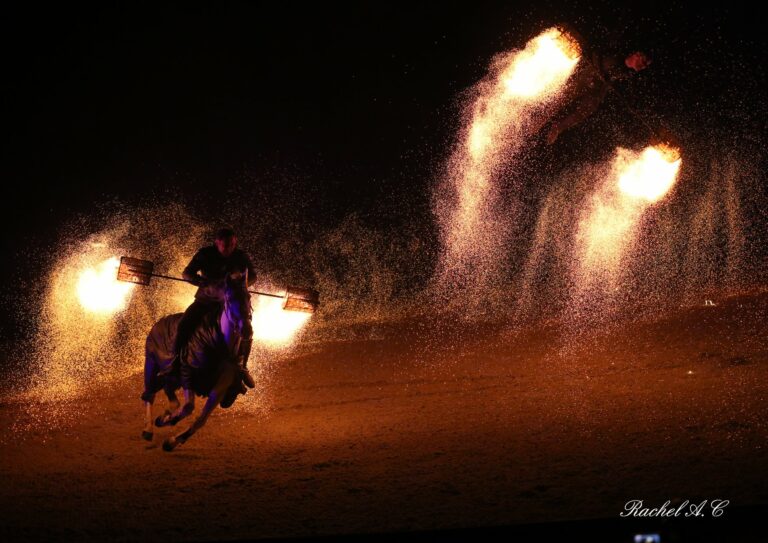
left=156, top=414, right=181, bottom=427
left=221, top=388, right=238, bottom=409
left=242, top=370, right=256, bottom=389
left=141, top=430, right=153, bottom=441
left=162, top=438, right=177, bottom=452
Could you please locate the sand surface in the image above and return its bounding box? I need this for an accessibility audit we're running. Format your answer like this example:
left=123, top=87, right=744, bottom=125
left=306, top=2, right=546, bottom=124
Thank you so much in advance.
left=2, top=292, right=767, bottom=541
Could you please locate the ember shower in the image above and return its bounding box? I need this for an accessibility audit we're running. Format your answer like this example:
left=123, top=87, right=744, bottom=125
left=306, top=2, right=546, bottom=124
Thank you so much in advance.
left=7, top=26, right=766, bottom=412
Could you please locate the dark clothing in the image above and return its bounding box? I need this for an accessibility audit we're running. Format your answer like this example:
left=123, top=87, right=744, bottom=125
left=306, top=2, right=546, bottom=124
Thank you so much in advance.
left=567, top=51, right=633, bottom=108
left=174, top=298, right=221, bottom=371
left=182, top=246, right=256, bottom=302
left=546, top=51, right=637, bottom=143
left=177, top=299, right=253, bottom=391
left=171, top=245, right=256, bottom=375
left=142, top=310, right=235, bottom=399
left=181, top=308, right=230, bottom=393
left=587, top=51, right=634, bottom=84
left=153, top=298, right=254, bottom=392
left=142, top=313, right=183, bottom=402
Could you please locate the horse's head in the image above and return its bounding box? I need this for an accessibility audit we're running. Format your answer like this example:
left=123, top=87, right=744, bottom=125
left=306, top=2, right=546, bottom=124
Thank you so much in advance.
left=223, top=270, right=252, bottom=337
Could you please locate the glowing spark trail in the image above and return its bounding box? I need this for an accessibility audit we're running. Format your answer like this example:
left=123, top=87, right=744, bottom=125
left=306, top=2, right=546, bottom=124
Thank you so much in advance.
left=436, top=28, right=580, bottom=295
left=577, top=144, right=682, bottom=279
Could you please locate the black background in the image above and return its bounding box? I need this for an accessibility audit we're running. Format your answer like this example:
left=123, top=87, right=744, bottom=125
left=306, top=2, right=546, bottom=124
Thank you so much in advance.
left=2, top=1, right=766, bottom=338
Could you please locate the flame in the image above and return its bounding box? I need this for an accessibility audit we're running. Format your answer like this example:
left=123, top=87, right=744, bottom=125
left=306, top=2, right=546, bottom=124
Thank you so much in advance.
left=502, top=27, right=581, bottom=99
left=617, top=144, right=682, bottom=202
left=467, top=28, right=581, bottom=160
left=251, top=295, right=311, bottom=348
left=76, top=257, right=135, bottom=314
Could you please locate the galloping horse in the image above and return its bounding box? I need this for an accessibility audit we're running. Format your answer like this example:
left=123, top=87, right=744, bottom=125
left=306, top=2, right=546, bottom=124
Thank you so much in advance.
left=141, top=271, right=252, bottom=451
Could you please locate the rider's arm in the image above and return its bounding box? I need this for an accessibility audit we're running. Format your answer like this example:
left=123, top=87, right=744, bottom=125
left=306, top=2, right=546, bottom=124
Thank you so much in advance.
left=546, top=83, right=609, bottom=144
left=243, top=253, right=257, bottom=287
left=182, top=249, right=207, bottom=285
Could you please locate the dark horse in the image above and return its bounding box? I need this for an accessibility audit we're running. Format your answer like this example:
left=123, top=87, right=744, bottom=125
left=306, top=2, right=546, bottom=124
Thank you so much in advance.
left=141, top=272, right=252, bottom=451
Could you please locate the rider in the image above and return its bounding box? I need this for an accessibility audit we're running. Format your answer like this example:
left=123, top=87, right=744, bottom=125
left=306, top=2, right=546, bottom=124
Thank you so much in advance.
left=169, top=227, right=257, bottom=388
left=545, top=25, right=652, bottom=144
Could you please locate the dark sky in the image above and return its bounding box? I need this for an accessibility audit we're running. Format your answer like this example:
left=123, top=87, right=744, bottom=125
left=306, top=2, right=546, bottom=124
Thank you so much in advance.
left=2, top=2, right=766, bottom=336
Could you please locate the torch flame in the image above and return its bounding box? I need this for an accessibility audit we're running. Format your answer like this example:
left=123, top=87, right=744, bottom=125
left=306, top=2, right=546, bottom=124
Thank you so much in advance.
left=251, top=295, right=312, bottom=348
left=502, top=27, right=581, bottom=99
left=76, top=257, right=135, bottom=314
left=466, top=26, right=582, bottom=161
left=617, top=144, right=682, bottom=202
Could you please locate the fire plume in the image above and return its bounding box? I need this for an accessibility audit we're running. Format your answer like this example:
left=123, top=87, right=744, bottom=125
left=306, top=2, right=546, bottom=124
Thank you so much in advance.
left=76, top=256, right=135, bottom=315
left=251, top=295, right=312, bottom=348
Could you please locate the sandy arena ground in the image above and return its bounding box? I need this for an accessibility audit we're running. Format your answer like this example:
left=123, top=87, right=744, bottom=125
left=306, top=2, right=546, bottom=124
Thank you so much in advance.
left=1, top=291, right=767, bottom=541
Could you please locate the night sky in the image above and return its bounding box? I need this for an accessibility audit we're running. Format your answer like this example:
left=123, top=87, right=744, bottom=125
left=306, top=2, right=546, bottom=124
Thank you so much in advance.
left=2, top=2, right=766, bottom=339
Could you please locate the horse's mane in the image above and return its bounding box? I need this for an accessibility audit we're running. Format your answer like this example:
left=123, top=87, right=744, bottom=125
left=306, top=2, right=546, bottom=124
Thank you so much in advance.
left=223, top=276, right=252, bottom=311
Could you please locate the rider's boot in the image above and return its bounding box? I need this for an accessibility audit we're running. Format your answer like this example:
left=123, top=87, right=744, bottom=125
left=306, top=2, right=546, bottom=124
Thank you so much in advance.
left=240, top=359, right=256, bottom=389
left=240, top=337, right=256, bottom=389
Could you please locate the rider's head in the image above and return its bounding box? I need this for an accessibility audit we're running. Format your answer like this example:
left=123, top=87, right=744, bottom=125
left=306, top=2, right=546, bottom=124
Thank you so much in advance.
left=215, top=227, right=237, bottom=257
left=625, top=50, right=651, bottom=71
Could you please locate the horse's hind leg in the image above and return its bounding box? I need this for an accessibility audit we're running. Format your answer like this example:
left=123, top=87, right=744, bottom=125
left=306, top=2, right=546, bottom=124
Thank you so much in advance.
left=163, top=364, right=236, bottom=452
left=164, top=387, right=180, bottom=412
left=155, top=388, right=195, bottom=427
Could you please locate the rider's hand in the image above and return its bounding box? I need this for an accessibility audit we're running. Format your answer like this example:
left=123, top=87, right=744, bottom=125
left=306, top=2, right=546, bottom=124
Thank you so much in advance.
left=191, top=276, right=208, bottom=287
left=546, top=124, right=560, bottom=145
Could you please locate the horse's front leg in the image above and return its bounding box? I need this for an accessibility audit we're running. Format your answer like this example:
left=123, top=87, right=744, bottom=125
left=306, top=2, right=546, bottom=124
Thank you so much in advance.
left=142, top=400, right=154, bottom=441
left=155, top=388, right=194, bottom=427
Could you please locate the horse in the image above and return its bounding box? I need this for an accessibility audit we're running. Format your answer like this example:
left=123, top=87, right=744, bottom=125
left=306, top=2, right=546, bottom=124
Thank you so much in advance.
left=140, top=271, right=252, bottom=451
